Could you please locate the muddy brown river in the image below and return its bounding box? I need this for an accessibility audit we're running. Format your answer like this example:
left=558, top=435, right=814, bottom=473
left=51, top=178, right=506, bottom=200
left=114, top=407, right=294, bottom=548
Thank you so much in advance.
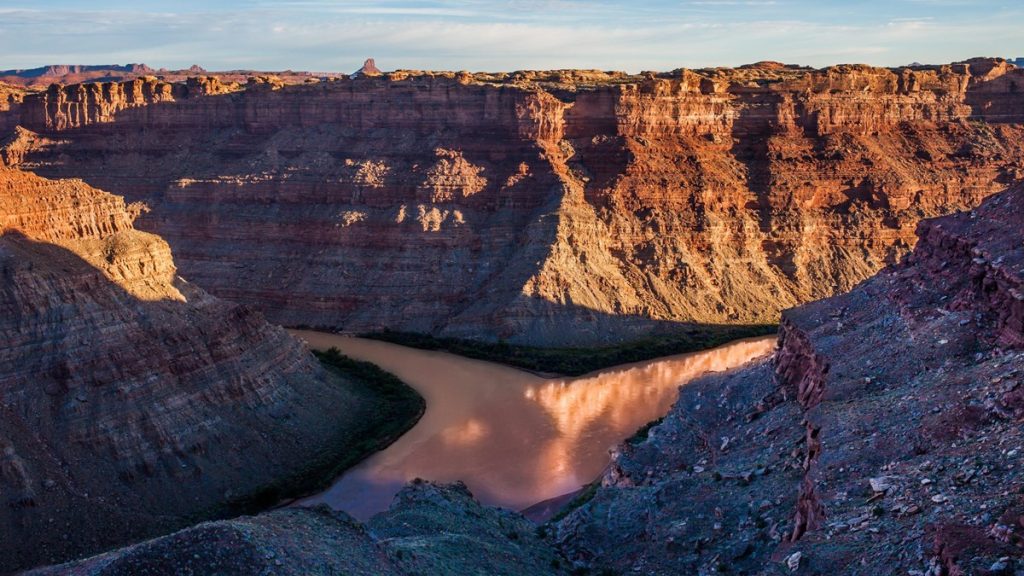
left=290, top=330, right=776, bottom=520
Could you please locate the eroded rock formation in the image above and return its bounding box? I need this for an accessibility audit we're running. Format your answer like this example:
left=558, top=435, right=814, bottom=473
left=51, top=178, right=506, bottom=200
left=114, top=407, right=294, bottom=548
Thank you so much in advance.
left=0, top=168, right=406, bottom=573
left=0, top=83, right=25, bottom=142
left=353, top=58, right=382, bottom=77
left=3, top=59, right=1023, bottom=345
left=554, top=184, right=1024, bottom=574
left=26, top=184, right=1024, bottom=574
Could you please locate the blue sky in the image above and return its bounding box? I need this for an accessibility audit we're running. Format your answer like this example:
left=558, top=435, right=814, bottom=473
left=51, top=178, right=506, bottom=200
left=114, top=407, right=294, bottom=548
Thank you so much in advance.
left=0, top=1, right=1020, bottom=72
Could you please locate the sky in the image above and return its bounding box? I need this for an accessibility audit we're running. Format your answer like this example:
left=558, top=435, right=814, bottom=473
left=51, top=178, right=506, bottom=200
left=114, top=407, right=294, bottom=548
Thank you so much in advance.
left=0, top=0, right=1021, bottom=73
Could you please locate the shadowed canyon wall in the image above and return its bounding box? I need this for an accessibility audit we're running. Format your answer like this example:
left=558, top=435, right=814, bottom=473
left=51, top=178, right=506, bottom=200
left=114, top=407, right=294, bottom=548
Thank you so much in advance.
left=5, top=59, right=1024, bottom=345
left=25, top=182, right=1024, bottom=575
left=0, top=168, right=395, bottom=573
left=0, top=83, right=25, bottom=148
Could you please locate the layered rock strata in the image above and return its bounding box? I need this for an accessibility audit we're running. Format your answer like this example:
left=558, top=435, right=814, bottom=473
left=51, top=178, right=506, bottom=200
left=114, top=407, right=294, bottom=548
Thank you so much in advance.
left=4, top=59, right=1024, bottom=345
left=554, top=184, right=1024, bottom=574
left=25, top=183, right=1024, bottom=575
left=0, top=168, right=393, bottom=573
left=0, top=83, right=24, bottom=143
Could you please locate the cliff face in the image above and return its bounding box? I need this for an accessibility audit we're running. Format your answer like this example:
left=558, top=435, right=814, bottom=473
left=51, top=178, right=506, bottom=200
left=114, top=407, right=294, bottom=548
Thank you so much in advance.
left=0, top=83, right=25, bottom=143
left=27, top=185, right=1024, bottom=574
left=5, top=60, right=1024, bottom=345
left=0, top=168, right=398, bottom=573
left=554, top=184, right=1024, bottom=574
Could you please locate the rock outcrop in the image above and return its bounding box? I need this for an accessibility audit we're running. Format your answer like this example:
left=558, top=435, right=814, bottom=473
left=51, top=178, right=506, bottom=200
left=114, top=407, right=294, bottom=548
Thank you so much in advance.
left=554, top=184, right=1024, bottom=574
left=0, top=83, right=25, bottom=141
left=3, top=60, right=1023, bottom=345
left=29, top=481, right=569, bottom=576
left=0, top=168, right=410, bottom=573
left=353, top=58, right=382, bottom=77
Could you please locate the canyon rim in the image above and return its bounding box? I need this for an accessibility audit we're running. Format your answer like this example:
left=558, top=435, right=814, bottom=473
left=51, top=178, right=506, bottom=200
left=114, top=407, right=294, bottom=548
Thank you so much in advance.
left=1, top=1, right=1024, bottom=573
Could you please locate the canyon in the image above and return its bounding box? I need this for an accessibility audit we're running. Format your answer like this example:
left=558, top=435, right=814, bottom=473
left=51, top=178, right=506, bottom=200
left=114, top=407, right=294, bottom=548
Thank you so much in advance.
left=2, top=56, right=1024, bottom=575
left=2, top=59, right=1023, bottom=345
left=28, top=174, right=1024, bottom=576
left=0, top=168, right=422, bottom=573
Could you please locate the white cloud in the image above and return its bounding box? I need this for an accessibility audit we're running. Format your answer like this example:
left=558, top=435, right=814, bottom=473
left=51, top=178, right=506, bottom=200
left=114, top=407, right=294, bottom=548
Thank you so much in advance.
left=0, top=1, right=1020, bottom=72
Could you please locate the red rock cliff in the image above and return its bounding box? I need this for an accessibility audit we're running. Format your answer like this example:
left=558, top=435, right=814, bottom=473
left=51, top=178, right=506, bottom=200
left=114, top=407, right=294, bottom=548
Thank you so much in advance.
left=0, top=83, right=25, bottom=143
left=7, top=61, right=1024, bottom=345
left=0, top=168, right=398, bottom=573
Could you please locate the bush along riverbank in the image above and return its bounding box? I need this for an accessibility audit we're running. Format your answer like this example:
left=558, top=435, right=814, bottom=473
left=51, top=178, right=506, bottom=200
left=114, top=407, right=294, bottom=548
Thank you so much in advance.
left=221, top=348, right=425, bottom=516
left=363, top=324, right=778, bottom=376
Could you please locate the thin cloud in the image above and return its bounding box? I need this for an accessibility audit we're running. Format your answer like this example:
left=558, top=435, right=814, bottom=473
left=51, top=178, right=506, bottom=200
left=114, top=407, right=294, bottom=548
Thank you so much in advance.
left=0, top=1, right=1020, bottom=72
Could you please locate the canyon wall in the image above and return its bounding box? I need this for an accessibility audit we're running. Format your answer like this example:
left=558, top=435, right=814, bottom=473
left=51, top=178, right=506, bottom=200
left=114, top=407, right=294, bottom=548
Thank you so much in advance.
left=0, top=168, right=404, bottom=573
left=0, top=83, right=24, bottom=144
left=5, top=59, right=1024, bottom=345
left=555, top=184, right=1024, bottom=574
left=25, top=181, right=1024, bottom=575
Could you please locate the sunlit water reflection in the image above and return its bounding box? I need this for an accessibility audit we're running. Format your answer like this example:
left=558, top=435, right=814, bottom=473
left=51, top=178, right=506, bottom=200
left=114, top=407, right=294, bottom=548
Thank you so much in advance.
left=291, top=330, right=775, bottom=519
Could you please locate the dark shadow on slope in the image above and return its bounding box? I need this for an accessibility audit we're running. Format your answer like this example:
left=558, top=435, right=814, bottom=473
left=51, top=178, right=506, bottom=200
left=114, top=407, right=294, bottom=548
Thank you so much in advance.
left=964, top=63, right=1024, bottom=124
left=11, top=79, right=584, bottom=345
left=728, top=88, right=782, bottom=236
left=0, top=231, right=422, bottom=574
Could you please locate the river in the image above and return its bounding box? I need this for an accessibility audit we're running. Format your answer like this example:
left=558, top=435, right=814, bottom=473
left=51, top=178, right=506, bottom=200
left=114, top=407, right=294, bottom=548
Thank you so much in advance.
left=290, top=330, right=776, bottom=520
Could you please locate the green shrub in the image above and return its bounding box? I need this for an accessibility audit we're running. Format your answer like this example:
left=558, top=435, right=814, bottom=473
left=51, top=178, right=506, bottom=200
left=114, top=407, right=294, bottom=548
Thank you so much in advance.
left=363, top=324, right=777, bottom=376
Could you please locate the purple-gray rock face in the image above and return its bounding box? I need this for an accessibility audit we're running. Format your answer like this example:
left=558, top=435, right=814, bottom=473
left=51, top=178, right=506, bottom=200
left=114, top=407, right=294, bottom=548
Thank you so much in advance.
left=0, top=168, right=391, bottom=573
left=23, top=184, right=1024, bottom=575
left=555, top=184, right=1024, bottom=575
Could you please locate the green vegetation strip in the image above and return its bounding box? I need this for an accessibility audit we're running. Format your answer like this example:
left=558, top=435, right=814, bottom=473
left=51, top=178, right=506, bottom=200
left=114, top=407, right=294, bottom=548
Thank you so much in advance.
left=548, top=481, right=600, bottom=524
left=363, top=324, right=777, bottom=376
left=222, top=348, right=425, bottom=515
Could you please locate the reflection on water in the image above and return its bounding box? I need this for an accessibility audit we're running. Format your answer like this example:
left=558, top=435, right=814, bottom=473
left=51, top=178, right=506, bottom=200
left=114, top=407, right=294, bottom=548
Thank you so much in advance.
left=291, top=330, right=776, bottom=520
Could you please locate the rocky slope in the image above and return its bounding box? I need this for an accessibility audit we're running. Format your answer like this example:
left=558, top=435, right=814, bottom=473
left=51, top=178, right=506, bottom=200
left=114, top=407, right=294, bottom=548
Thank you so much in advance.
left=554, top=184, right=1024, bottom=574
left=29, top=481, right=569, bottom=576
left=0, top=168, right=406, bottom=573
left=3, top=59, right=1023, bottom=345
left=27, top=184, right=1024, bottom=575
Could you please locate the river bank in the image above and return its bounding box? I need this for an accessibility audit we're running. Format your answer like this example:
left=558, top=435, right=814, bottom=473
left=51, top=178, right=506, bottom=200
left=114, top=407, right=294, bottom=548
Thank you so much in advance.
left=360, top=325, right=777, bottom=376
left=290, top=331, right=777, bottom=519
left=231, top=351, right=425, bottom=515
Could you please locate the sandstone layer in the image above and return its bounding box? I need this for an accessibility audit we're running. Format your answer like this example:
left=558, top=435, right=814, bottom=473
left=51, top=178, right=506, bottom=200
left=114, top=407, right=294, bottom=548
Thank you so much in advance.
left=3, top=59, right=1024, bottom=346
left=0, top=83, right=25, bottom=142
left=554, top=184, right=1024, bottom=574
left=27, top=185, right=1024, bottom=574
left=0, top=168, right=404, bottom=573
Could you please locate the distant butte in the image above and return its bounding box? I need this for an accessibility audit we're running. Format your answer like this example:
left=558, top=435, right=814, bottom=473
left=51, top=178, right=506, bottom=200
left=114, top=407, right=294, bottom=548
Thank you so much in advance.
left=354, top=58, right=382, bottom=77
